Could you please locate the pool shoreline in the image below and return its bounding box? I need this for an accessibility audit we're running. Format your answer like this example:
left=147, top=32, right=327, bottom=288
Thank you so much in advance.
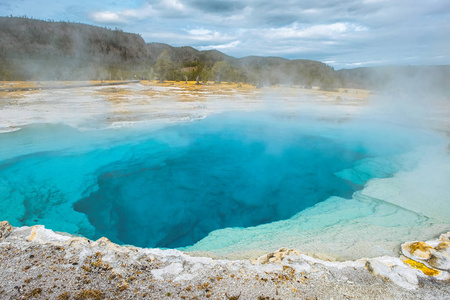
left=0, top=221, right=448, bottom=299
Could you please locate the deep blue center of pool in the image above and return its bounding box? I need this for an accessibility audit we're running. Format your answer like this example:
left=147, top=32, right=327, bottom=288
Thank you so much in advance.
left=79, top=138, right=356, bottom=247
left=73, top=117, right=365, bottom=248
left=0, top=113, right=420, bottom=249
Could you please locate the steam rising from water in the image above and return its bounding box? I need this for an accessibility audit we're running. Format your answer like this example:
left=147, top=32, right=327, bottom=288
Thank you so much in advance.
left=0, top=76, right=449, bottom=259
left=74, top=114, right=367, bottom=248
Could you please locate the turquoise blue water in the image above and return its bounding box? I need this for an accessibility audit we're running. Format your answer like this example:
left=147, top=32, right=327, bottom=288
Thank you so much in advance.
left=0, top=113, right=429, bottom=248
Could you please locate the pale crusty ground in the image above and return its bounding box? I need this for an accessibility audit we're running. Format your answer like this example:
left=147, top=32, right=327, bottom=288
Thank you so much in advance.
left=0, top=223, right=449, bottom=300
left=0, top=81, right=370, bottom=133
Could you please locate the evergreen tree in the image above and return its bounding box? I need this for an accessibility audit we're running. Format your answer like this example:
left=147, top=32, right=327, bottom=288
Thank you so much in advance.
left=153, top=50, right=173, bottom=82
left=211, top=61, right=232, bottom=83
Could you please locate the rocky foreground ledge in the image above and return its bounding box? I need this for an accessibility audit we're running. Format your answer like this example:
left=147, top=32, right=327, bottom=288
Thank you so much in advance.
left=0, top=221, right=448, bottom=300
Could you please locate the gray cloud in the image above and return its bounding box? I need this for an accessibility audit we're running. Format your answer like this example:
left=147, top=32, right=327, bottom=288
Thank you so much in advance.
left=3, top=0, right=449, bottom=68
left=189, top=0, right=246, bottom=13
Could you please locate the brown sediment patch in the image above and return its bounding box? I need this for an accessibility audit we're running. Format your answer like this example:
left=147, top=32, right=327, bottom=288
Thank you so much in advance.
left=95, top=87, right=134, bottom=104
left=0, top=80, right=139, bottom=92
left=137, top=89, right=160, bottom=97
left=0, top=89, right=40, bottom=100
left=307, top=87, right=370, bottom=105
left=0, top=81, right=44, bottom=90
left=177, top=94, right=207, bottom=102
left=141, top=80, right=258, bottom=96
left=408, top=242, right=433, bottom=259
left=138, top=89, right=174, bottom=98
left=137, top=81, right=258, bottom=103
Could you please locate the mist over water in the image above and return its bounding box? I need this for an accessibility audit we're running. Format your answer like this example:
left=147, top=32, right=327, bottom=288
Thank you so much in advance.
left=0, top=109, right=442, bottom=251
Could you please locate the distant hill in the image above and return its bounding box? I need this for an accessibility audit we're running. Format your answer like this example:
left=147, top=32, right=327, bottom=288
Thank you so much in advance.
left=0, top=17, right=150, bottom=80
left=338, top=65, right=450, bottom=96
left=147, top=43, right=233, bottom=64
left=0, top=17, right=339, bottom=87
left=1, top=16, right=449, bottom=94
left=146, top=43, right=337, bottom=87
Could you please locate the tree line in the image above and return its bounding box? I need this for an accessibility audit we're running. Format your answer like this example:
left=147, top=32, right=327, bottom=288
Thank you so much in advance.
left=1, top=17, right=449, bottom=93
left=0, top=17, right=342, bottom=90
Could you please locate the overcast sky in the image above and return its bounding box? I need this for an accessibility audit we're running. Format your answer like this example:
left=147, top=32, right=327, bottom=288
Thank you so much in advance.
left=2, top=0, right=449, bottom=69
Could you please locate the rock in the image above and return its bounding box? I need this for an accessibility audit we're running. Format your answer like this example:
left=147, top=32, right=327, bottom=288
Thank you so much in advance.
left=254, top=248, right=301, bottom=264
left=90, top=237, right=138, bottom=258
left=439, top=231, right=450, bottom=243
left=429, top=242, right=450, bottom=271
left=26, top=225, right=71, bottom=243
left=401, top=258, right=440, bottom=276
left=401, top=232, right=450, bottom=272
left=403, top=241, right=433, bottom=259
left=64, top=237, right=91, bottom=248
left=0, top=221, right=12, bottom=240
left=366, top=257, right=418, bottom=290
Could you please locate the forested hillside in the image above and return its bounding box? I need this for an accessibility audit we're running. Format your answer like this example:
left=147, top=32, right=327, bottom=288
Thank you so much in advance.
left=0, top=17, right=150, bottom=80
left=0, top=17, right=340, bottom=88
left=1, top=16, right=449, bottom=94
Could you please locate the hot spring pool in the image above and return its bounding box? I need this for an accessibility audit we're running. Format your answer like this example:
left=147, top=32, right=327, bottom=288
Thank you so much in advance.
left=0, top=112, right=449, bottom=259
